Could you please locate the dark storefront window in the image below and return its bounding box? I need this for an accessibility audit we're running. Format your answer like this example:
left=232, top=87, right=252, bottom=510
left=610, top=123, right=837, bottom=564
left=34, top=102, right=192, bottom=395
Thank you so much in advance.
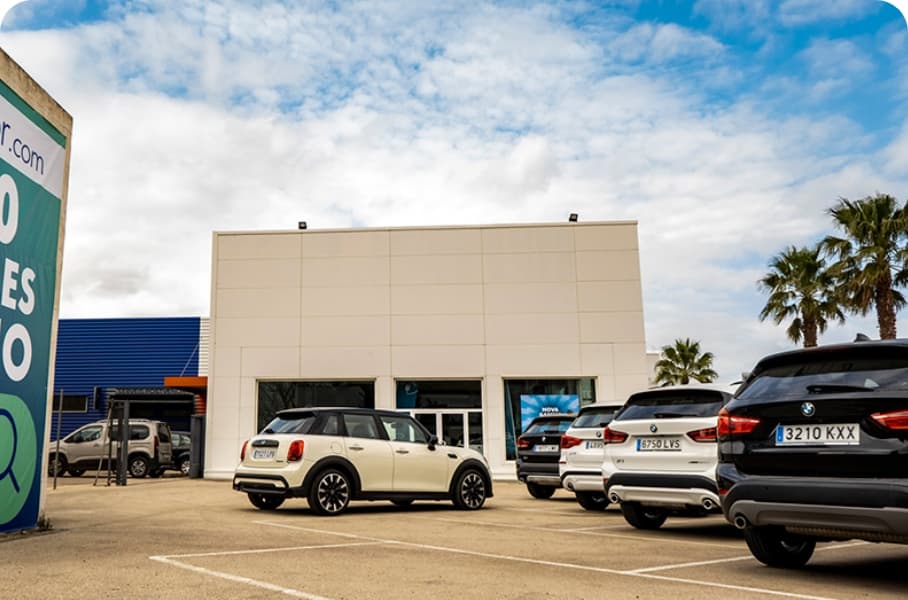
left=504, top=378, right=596, bottom=460
left=51, top=394, right=89, bottom=413
left=257, top=381, right=375, bottom=432
left=396, top=380, right=484, bottom=454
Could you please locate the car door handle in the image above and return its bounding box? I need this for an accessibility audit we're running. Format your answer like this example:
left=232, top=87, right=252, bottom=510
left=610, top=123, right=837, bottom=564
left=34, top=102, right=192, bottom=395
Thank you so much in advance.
left=349, top=445, right=365, bottom=451
left=395, top=449, right=410, bottom=454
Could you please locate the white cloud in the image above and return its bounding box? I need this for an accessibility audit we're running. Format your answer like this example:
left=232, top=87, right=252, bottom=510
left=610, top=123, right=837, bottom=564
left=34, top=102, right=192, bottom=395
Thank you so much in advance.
left=778, top=0, right=879, bottom=26
left=693, top=0, right=773, bottom=34
left=0, top=1, right=904, bottom=382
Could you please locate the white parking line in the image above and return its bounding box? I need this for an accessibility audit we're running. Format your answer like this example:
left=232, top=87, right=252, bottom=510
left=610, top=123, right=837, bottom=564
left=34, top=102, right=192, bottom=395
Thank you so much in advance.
left=255, top=520, right=836, bottom=600
left=149, top=541, right=384, bottom=599
left=418, top=515, right=744, bottom=549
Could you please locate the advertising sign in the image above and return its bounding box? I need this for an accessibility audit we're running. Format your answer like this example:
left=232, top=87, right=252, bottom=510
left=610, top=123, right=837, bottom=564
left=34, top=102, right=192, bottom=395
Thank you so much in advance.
left=0, top=77, right=67, bottom=533
left=519, top=394, right=579, bottom=432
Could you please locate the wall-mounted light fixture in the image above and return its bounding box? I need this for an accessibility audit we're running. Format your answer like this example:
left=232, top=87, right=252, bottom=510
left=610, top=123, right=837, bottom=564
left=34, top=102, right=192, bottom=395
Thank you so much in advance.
left=298, top=221, right=308, bottom=230
left=568, top=213, right=578, bottom=222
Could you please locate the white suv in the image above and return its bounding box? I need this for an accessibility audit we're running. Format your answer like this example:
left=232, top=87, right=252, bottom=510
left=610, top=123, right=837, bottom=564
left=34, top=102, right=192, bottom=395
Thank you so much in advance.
left=559, top=404, right=623, bottom=510
left=233, top=407, right=493, bottom=515
left=602, top=384, right=736, bottom=529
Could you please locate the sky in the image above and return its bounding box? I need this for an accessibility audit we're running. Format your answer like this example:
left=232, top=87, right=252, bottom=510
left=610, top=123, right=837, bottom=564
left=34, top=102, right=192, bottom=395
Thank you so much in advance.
left=0, top=0, right=906, bottom=384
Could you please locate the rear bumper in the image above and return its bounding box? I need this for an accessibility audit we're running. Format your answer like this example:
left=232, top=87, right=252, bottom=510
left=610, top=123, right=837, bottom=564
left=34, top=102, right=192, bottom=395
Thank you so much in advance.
left=233, top=472, right=303, bottom=497
left=605, top=472, right=719, bottom=509
left=516, top=458, right=561, bottom=487
left=721, top=471, right=908, bottom=541
left=560, top=471, right=603, bottom=492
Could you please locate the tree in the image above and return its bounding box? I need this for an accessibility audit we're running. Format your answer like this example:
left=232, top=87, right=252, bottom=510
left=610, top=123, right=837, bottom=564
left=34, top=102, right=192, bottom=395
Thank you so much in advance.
left=821, top=193, right=908, bottom=339
left=653, top=338, right=718, bottom=386
left=758, top=244, right=845, bottom=347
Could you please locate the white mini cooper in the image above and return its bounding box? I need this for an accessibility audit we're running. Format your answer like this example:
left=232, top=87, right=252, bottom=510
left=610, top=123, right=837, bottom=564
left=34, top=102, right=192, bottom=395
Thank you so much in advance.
left=233, top=407, right=493, bottom=515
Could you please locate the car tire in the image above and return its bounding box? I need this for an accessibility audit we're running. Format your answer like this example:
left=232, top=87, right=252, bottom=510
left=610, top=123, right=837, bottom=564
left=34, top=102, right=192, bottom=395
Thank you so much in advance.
left=179, top=456, right=191, bottom=476
left=48, top=454, right=67, bottom=477
left=308, top=468, right=352, bottom=516
left=576, top=491, right=609, bottom=511
left=127, top=455, right=150, bottom=478
left=526, top=482, right=556, bottom=499
left=452, top=468, right=487, bottom=510
left=67, top=467, right=85, bottom=477
left=390, top=499, right=414, bottom=507
left=743, top=526, right=816, bottom=568
left=248, top=493, right=285, bottom=510
left=621, top=502, right=668, bottom=529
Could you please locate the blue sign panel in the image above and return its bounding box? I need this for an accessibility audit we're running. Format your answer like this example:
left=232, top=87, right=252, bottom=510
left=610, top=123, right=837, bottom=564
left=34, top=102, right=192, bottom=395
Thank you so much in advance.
left=520, top=394, right=579, bottom=432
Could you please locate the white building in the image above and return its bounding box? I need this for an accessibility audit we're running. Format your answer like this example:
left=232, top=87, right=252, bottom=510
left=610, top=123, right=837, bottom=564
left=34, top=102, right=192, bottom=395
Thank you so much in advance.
left=204, top=221, right=649, bottom=479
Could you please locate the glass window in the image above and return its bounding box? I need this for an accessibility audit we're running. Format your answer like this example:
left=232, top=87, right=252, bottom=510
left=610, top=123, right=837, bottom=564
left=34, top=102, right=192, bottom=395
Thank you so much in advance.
left=504, top=378, right=595, bottom=460
left=396, top=380, right=482, bottom=409
left=379, top=414, right=428, bottom=444
left=343, top=413, right=381, bottom=439
left=257, top=381, right=375, bottom=432
left=572, top=406, right=621, bottom=428
left=262, top=412, right=318, bottom=434
left=615, top=390, right=728, bottom=420
left=67, top=426, right=102, bottom=443
left=523, top=417, right=575, bottom=435
left=52, top=394, right=89, bottom=413
left=313, top=413, right=340, bottom=436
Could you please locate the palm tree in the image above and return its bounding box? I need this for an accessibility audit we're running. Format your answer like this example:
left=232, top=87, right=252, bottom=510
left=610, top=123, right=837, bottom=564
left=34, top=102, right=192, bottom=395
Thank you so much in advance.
left=758, top=244, right=845, bottom=347
left=653, top=338, right=718, bottom=386
left=821, top=193, right=908, bottom=339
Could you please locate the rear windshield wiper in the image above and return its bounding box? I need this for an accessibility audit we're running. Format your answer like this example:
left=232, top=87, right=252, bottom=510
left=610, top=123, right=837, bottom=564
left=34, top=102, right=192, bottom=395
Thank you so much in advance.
left=806, top=384, right=875, bottom=394
left=651, top=411, right=698, bottom=418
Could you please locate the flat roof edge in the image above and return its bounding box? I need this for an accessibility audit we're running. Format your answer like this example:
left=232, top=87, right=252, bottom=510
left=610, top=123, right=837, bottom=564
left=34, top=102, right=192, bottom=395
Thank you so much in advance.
left=213, top=220, right=638, bottom=236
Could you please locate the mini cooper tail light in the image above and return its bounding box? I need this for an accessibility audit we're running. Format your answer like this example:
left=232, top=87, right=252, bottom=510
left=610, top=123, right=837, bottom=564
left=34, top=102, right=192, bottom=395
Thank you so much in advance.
left=240, top=440, right=249, bottom=461
left=717, top=408, right=761, bottom=440
left=687, top=427, right=718, bottom=442
left=287, top=440, right=305, bottom=462
left=517, top=437, right=531, bottom=449
left=560, top=435, right=583, bottom=449
left=871, top=410, right=908, bottom=430
left=602, top=426, right=628, bottom=444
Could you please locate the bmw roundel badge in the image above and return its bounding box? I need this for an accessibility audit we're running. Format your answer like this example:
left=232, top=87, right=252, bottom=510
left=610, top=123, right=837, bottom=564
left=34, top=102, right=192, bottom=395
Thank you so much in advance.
left=649, top=424, right=658, bottom=433
left=800, top=402, right=816, bottom=417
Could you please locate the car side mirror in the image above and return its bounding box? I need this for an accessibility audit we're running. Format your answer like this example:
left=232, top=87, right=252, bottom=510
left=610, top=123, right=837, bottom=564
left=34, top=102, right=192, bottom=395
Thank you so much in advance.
left=428, top=434, right=438, bottom=450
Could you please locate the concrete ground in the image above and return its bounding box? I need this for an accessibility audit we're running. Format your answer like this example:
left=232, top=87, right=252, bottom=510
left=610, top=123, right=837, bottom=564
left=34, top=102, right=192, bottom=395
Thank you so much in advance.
left=2, top=476, right=907, bottom=599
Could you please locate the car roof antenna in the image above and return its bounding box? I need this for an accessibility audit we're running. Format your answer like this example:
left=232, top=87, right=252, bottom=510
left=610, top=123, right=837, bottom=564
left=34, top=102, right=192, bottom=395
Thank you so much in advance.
left=854, top=333, right=871, bottom=342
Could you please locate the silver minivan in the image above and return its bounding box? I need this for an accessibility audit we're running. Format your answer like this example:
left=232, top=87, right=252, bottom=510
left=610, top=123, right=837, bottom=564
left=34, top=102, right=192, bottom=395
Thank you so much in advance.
left=48, top=419, right=173, bottom=478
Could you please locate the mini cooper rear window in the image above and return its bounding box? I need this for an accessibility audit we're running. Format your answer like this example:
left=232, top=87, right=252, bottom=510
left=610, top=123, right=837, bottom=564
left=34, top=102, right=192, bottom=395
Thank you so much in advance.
left=615, top=391, right=727, bottom=420
left=262, top=413, right=317, bottom=434
left=736, top=352, right=908, bottom=402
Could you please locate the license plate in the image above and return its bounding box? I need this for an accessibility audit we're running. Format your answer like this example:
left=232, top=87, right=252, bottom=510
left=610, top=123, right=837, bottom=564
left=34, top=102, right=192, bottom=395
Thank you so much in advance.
left=636, top=437, right=681, bottom=451
left=585, top=440, right=604, bottom=449
left=252, top=449, right=276, bottom=460
left=534, top=444, right=558, bottom=452
left=776, top=423, right=860, bottom=446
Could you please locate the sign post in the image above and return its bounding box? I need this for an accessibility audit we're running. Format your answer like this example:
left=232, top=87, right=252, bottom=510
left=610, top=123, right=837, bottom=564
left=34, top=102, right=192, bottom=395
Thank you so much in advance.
left=0, top=49, right=71, bottom=533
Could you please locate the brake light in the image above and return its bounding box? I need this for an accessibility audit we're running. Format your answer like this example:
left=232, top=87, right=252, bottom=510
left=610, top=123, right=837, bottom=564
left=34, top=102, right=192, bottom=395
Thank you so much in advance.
left=517, top=437, right=531, bottom=449
left=717, top=408, right=761, bottom=440
left=560, top=435, right=583, bottom=449
left=687, top=427, right=717, bottom=443
left=287, top=440, right=305, bottom=462
left=871, top=410, right=908, bottom=430
left=603, top=426, right=628, bottom=444
left=240, top=440, right=249, bottom=461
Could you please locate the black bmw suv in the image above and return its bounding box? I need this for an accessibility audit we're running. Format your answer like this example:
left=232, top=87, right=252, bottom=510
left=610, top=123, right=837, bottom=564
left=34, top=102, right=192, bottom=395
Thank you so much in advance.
left=718, top=338, right=908, bottom=568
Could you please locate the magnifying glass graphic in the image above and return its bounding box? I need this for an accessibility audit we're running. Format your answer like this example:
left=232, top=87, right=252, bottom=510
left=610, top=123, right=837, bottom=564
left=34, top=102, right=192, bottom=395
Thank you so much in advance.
left=0, top=408, right=20, bottom=494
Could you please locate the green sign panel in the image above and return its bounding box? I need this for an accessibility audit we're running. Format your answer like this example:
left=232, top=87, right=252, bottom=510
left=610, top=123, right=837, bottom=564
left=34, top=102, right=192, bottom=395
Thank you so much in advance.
left=0, top=79, right=66, bottom=533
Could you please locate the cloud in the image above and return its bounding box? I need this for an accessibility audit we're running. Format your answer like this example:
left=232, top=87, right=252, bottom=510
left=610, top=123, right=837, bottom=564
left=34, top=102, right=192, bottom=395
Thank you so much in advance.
left=778, top=0, right=879, bottom=26
left=693, top=0, right=773, bottom=34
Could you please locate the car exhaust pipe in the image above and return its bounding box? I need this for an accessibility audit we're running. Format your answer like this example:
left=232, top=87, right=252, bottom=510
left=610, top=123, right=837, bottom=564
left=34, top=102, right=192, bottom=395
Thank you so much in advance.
left=733, top=515, right=749, bottom=530
left=608, top=492, right=620, bottom=504
left=702, top=498, right=714, bottom=511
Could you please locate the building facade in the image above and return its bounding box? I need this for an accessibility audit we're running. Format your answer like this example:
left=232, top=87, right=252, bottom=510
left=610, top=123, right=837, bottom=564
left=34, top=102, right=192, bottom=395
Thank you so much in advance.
left=205, top=221, right=649, bottom=478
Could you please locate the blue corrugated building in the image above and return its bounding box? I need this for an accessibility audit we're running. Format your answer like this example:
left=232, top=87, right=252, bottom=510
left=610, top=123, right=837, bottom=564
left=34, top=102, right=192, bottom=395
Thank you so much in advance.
left=50, top=317, right=205, bottom=438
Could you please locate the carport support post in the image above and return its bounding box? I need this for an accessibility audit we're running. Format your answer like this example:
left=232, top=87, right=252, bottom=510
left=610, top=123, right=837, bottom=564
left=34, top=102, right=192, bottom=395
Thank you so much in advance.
left=116, top=401, right=129, bottom=486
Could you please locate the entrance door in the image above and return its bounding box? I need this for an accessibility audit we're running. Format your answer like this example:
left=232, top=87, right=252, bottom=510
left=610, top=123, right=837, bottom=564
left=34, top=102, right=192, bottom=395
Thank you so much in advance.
left=409, top=410, right=483, bottom=455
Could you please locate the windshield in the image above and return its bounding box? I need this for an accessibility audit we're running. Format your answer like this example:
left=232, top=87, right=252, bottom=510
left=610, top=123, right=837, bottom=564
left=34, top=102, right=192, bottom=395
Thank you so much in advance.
left=523, top=418, right=574, bottom=435
left=261, top=413, right=317, bottom=434
left=736, top=354, right=908, bottom=402
left=572, top=407, right=620, bottom=428
left=615, top=391, right=727, bottom=420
